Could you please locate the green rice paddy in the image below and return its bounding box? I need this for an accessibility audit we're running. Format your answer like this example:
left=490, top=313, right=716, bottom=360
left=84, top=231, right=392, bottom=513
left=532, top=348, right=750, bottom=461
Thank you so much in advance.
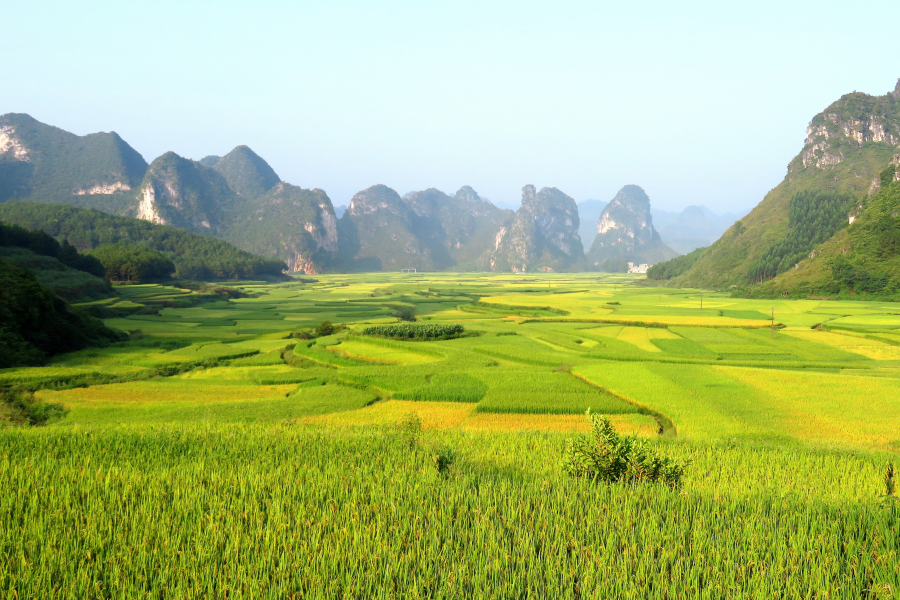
left=2, top=272, right=899, bottom=597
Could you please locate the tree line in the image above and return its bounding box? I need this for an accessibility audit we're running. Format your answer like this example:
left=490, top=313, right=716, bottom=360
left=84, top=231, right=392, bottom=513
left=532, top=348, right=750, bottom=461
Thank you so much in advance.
left=0, top=202, right=287, bottom=281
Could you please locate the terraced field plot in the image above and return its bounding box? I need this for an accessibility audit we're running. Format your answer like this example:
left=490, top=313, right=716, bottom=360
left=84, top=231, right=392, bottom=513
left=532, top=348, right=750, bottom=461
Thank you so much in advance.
left=3, top=272, right=900, bottom=596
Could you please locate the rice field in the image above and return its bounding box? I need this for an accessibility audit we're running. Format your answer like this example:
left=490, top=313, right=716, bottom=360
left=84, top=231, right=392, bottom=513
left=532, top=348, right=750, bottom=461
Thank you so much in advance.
left=2, top=272, right=900, bottom=597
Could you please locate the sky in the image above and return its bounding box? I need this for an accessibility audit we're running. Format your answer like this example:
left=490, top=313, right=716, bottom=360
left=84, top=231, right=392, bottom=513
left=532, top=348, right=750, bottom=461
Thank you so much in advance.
left=4, top=0, right=900, bottom=213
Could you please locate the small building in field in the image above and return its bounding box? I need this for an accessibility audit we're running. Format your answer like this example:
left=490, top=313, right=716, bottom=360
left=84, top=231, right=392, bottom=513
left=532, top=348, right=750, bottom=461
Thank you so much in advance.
left=627, top=262, right=651, bottom=274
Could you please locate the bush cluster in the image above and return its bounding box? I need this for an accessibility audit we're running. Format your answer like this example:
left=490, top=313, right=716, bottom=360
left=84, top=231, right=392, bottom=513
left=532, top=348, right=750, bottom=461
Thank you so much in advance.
left=362, top=323, right=464, bottom=340
left=562, top=412, right=686, bottom=488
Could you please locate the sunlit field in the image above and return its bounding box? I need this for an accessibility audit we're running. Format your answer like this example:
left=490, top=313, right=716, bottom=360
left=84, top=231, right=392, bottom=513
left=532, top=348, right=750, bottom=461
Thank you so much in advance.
left=2, top=272, right=899, bottom=597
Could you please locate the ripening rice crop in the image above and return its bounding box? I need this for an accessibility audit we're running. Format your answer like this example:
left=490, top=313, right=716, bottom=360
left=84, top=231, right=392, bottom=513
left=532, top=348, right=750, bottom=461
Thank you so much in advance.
left=475, top=368, right=639, bottom=415
left=330, top=340, right=441, bottom=364
left=0, top=425, right=896, bottom=598
left=782, top=329, right=900, bottom=361
left=303, top=399, right=475, bottom=429
left=4, top=273, right=900, bottom=597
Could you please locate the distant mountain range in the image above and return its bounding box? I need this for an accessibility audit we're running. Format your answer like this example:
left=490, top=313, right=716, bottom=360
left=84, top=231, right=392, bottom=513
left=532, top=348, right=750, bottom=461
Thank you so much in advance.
left=650, top=78, right=900, bottom=298
left=1, top=111, right=763, bottom=275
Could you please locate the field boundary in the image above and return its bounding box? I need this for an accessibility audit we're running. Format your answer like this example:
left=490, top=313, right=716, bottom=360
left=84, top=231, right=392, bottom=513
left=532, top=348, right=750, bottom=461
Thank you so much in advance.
left=569, top=371, right=677, bottom=437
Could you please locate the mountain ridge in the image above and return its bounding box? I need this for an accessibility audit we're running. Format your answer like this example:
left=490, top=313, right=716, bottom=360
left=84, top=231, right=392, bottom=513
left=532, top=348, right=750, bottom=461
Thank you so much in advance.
left=658, top=79, right=900, bottom=290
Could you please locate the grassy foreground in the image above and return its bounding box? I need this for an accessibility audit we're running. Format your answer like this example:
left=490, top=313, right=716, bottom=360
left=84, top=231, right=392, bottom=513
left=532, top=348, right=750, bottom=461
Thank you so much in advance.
left=1, top=273, right=899, bottom=597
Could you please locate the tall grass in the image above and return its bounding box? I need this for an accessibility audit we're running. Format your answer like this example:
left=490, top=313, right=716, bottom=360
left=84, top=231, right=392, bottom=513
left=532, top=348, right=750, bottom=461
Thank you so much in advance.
left=1, top=424, right=896, bottom=598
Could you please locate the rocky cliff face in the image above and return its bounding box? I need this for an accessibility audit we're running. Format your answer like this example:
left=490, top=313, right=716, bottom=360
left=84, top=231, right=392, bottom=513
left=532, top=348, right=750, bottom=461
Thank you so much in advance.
left=223, top=182, right=338, bottom=274
left=0, top=113, right=147, bottom=211
left=792, top=80, right=900, bottom=171
left=587, top=185, right=676, bottom=269
left=404, top=185, right=513, bottom=269
left=132, top=152, right=235, bottom=233
left=338, top=184, right=444, bottom=271
left=489, top=185, right=585, bottom=272
left=337, top=184, right=514, bottom=272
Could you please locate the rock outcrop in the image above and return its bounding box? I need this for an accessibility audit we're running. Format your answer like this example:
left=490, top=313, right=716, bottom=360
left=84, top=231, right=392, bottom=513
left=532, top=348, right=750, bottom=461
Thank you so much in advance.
left=337, top=184, right=515, bottom=272
left=223, top=182, right=339, bottom=274
left=587, top=185, right=676, bottom=270
left=338, top=184, right=445, bottom=271
left=489, top=185, right=586, bottom=272
left=792, top=80, right=900, bottom=172
left=132, top=152, right=235, bottom=233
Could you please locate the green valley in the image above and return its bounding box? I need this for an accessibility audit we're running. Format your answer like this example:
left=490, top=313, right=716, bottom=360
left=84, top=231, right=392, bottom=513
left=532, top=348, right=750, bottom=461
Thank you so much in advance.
left=2, top=272, right=898, bottom=597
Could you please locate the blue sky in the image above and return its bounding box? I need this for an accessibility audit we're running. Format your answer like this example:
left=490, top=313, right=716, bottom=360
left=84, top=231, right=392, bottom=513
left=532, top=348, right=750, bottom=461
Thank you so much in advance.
left=5, top=0, right=900, bottom=212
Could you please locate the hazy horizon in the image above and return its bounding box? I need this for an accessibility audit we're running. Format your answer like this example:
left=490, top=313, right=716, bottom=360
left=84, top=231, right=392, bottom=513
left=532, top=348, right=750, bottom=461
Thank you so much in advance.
left=5, top=0, right=899, bottom=214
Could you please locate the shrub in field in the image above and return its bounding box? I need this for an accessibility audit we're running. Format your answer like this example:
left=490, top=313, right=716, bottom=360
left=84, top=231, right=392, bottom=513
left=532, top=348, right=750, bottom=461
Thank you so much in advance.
left=288, top=321, right=345, bottom=340
left=362, top=323, right=464, bottom=340
left=0, top=388, right=67, bottom=426
left=394, top=306, right=417, bottom=322
left=315, top=320, right=335, bottom=337
left=562, top=411, right=686, bottom=488
left=885, top=463, right=897, bottom=501
left=431, top=444, right=455, bottom=477
left=397, top=413, right=422, bottom=450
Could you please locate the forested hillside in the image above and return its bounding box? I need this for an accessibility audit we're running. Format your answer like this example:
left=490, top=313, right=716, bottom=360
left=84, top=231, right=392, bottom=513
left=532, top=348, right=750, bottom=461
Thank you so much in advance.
left=0, top=257, right=124, bottom=368
left=659, top=80, right=900, bottom=289
left=744, top=158, right=900, bottom=298
left=0, top=220, right=112, bottom=300
left=0, top=202, right=287, bottom=280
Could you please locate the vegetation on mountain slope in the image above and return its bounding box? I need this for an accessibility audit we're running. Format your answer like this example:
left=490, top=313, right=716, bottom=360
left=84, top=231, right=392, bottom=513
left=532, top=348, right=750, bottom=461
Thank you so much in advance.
left=0, top=113, right=147, bottom=213
left=744, top=165, right=900, bottom=299
left=0, top=202, right=286, bottom=280
left=0, top=220, right=104, bottom=276
left=0, top=220, right=111, bottom=301
left=0, top=257, right=123, bottom=368
left=130, top=152, right=236, bottom=233
left=662, top=80, right=900, bottom=289
left=86, top=244, right=176, bottom=283
left=211, top=145, right=280, bottom=198
left=647, top=246, right=706, bottom=281
left=338, top=185, right=482, bottom=272
left=490, top=185, right=586, bottom=272
left=745, top=190, right=854, bottom=283
left=223, top=183, right=339, bottom=274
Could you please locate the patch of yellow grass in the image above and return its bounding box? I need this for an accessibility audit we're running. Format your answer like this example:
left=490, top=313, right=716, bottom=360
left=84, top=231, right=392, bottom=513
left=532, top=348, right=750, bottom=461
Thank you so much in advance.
left=38, top=381, right=296, bottom=407
left=303, top=399, right=659, bottom=436
left=718, top=366, right=900, bottom=451
left=587, top=326, right=623, bottom=338
left=647, top=329, right=680, bottom=340
left=303, top=400, right=474, bottom=429
left=781, top=329, right=900, bottom=361
left=616, top=327, right=661, bottom=352
left=460, top=412, right=658, bottom=436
